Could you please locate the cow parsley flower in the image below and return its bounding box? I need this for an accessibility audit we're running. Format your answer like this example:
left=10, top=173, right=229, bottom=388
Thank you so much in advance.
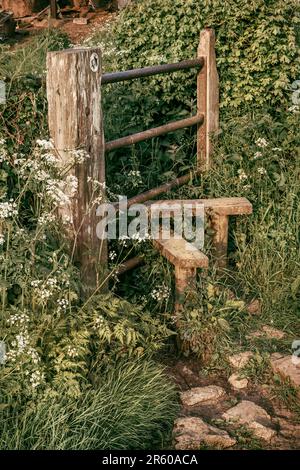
left=38, top=212, right=56, bottom=226
left=0, top=201, right=18, bottom=220
left=253, top=152, right=262, bottom=159
left=256, top=138, right=268, bottom=148
left=151, top=284, right=171, bottom=302
left=30, top=370, right=44, bottom=389
left=257, top=167, right=267, bottom=175
left=238, top=169, right=248, bottom=180
left=36, top=139, right=54, bottom=150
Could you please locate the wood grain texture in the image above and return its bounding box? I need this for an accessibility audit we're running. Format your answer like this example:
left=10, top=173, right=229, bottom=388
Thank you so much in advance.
left=147, top=197, right=253, bottom=216
left=47, top=47, right=107, bottom=293
left=153, top=235, right=208, bottom=269
left=211, top=214, right=229, bottom=268
left=174, top=266, right=197, bottom=313
left=197, top=28, right=219, bottom=170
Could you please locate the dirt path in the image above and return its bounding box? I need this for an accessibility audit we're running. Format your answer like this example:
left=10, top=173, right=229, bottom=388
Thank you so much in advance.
left=10, top=7, right=115, bottom=48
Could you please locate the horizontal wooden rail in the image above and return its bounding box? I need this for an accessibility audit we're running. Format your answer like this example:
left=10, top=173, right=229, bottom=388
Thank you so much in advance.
left=105, top=114, right=204, bottom=152
left=116, top=256, right=145, bottom=275
left=113, top=173, right=194, bottom=210
left=101, top=58, right=204, bottom=85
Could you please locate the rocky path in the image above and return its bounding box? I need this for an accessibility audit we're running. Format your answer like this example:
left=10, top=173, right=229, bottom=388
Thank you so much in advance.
left=170, top=345, right=300, bottom=450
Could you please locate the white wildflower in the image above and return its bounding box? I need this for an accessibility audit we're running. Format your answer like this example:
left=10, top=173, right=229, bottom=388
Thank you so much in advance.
left=0, top=233, right=4, bottom=246
left=65, top=175, right=78, bottom=198
left=128, top=170, right=143, bottom=187
left=109, top=250, right=117, bottom=261
left=28, top=347, right=40, bottom=365
left=66, top=346, right=78, bottom=358
left=38, top=212, right=56, bottom=226
left=15, top=332, right=30, bottom=353
left=36, top=139, right=54, bottom=150
left=42, top=152, right=58, bottom=166
left=119, top=235, right=130, bottom=247
left=131, top=232, right=150, bottom=243
left=288, top=105, right=299, bottom=113
left=62, top=214, right=73, bottom=225
left=46, top=277, right=58, bottom=288
left=71, top=149, right=90, bottom=164
left=257, top=167, right=267, bottom=175
left=256, top=138, right=268, bottom=148
left=253, top=151, right=262, bottom=159
left=29, top=370, right=44, bottom=388
left=7, top=312, right=29, bottom=327
left=151, top=284, right=171, bottom=302
left=57, top=298, right=68, bottom=312
left=46, top=179, right=71, bottom=207
left=94, top=315, right=105, bottom=328
left=237, top=169, right=248, bottom=181
left=0, top=201, right=18, bottom=220
left=35, top=170, right=51, bottom=182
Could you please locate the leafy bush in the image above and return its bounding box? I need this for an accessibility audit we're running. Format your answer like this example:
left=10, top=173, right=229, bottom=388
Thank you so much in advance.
left=102, top=0, right=300, bottom=119
left=0, top=360, right=178, bottom=450
left=0, top=30, right=70, bottom=150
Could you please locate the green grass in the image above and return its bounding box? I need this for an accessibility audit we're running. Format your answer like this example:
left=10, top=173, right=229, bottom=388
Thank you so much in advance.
left=0, top=360, right=179, bottom=450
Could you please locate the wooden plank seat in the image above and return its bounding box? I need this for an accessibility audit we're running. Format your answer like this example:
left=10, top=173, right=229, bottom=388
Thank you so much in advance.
left=153, top=236, right=208, bottom=269
left=146, top=197, right=252, bottom=216
left=148, top=197, right=252, bottom=268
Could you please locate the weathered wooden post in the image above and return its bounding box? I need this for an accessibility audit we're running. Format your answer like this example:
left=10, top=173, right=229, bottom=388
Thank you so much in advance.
left=197, top=28, right=219, bottom=170
left=50, top=0, right=57, bottom=19
left=211, top=212, right=229, bottom=268
left=47, top=48, right=107, bottom=294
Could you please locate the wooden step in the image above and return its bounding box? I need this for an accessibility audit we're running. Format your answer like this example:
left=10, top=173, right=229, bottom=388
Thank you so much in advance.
left=153, top=235, right=208, bottom=269
left=146, top=197, right=252, bottom=216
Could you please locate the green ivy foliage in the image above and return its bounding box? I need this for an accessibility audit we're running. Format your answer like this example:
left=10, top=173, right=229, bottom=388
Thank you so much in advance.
left=111, top=0, right=300, bottom=113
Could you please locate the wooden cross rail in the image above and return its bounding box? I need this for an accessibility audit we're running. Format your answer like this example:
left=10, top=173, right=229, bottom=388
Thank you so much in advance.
left=105, top=114, right=204, bottom=152
left=101, top=58, right=204, bottom=84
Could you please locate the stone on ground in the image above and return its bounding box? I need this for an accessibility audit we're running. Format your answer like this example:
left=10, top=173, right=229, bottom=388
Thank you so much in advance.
left=247, top=299, right=261, bottom=315
left=180, top=385, right=226, bottom=407
left=262, top=326, right=285, bottom=339
left=270, top=353, right=300, bottom=387
left=228, top=351, right=254, bottom=369
left=247, top=326, right=285, bottom=340
left=174, top=416, right=236, bottom=450
left=222, top=400, right=276, bottom=442
left=228, top=372, right=248, bottom=390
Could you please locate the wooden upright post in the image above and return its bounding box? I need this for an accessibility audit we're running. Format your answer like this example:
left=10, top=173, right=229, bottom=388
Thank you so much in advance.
left=211, top=213, right=229, bottom=268
left=50, top=0, right=58, bottom=19
left=46, top=48, right=107, bottom=294
left=197, top=29, right=219, bottom=170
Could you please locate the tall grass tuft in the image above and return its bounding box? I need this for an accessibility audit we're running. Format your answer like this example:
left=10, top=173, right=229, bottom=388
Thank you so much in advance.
left=0, top=360, right=178, bottom=450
